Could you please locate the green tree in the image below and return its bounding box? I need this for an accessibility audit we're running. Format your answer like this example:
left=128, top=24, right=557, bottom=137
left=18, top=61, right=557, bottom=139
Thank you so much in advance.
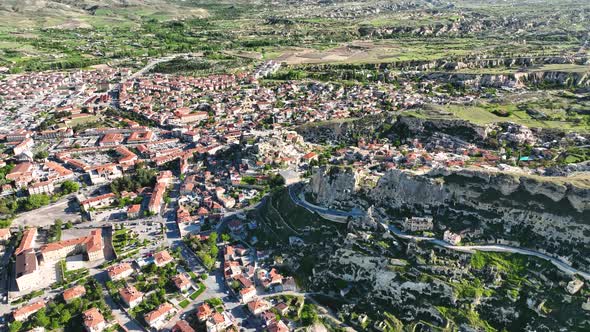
left=207, top=232, right=218, bottom=247
left=210, top=245, right=219, bottom=257
left=300, top=304, right=319, bottom=326
left=23, top=194, right=50, bottom=211
left=35, top=308, right=51, bottom=328
left=34, top=151, right=49, bottom=160
left=61, top=180, right=80, bottom=194
left=221, top=233, right=231, bottom=242
left=9, top=321, right=22, bottom=332
left=200, top=253, right=214, bottom=270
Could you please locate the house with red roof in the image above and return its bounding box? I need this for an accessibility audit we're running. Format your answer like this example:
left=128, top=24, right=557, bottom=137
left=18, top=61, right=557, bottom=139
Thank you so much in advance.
left=63, top=285, right=86, bottom=303
left=247, top=299, right=272, bottom=316
left=172, top=273, right=192, bottom=292
left=154, top=250, right=173, bottom=267
left=83, top=308, right=106, bottom=332
left=196, top=303, right=213, bottom=321
left=12, top=300, right=45, bottom=321
left=107, top=262, right=134, bottom=281
left=144, top=303, right=176, bottom=329
left=172, top=320, right=195, bottom=332
left=119, top=284, right=143, bottom=308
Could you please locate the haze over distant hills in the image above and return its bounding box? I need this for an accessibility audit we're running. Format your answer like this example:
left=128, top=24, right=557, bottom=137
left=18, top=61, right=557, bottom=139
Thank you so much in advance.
left=0, top=0, right=208, bottom=29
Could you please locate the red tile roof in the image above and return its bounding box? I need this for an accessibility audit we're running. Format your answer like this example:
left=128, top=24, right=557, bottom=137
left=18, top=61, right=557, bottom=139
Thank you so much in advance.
left=127, top=204, right=141, bottom=214
left=63, top=285, right=86, bottom=301
left=40, top=229, right=102, bottom=254
left=144, top=302, right=175, bottom=323
left=119, top=284, right=143, bottom=304
left=15, top=228, right=36, bottom=256
left=154, top=250, right=173, bottom=266
left=13, top=300, right=45, bottom=320
left=172, top=273, right=191, bottom=290
left=107, top=262, right=133, bottom=279
left=211, top=312, right=225, bottom=324
left=83, top=308, right=105, bottom=328
left=196, top=303, right=212, bottom=320
left=172, top=320, right=195, bottom=332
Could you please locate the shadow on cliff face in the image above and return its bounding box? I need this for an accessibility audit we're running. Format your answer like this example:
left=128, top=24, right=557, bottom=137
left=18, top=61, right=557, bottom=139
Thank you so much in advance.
left=443, top=174, right=589, bottom=222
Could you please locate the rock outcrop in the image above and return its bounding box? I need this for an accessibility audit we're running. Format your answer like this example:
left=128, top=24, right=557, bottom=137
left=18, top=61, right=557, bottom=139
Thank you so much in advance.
left=421, top=70, right=590, bottom=88
left=310, top=166, right=361, bottom=206
left=309, top=166, right=590, bottom=268
left=295, top=113, right=395, bottom=144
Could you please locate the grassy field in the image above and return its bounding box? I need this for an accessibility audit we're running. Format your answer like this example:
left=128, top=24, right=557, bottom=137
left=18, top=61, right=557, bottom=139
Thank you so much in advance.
left=408, top=101, right=590, bottom=133
left=531, top=64, right=590, bottom=73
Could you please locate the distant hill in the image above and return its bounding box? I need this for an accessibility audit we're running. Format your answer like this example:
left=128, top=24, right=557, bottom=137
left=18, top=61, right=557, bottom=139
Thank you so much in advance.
left=0, top=0, right=208, bottom=30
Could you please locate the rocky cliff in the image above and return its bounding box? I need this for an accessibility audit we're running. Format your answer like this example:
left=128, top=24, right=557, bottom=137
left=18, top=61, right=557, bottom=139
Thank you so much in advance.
left=393, top=114, right=489, bottom=142
left=304, top=55, right=588, bottom=73
left=309, top=166, right=590, bottom=268
left=420, top=70, right=590, bottom=88
left=295, top=112, right=396, bottom=144
left=310, top=166, right=361, bottom=207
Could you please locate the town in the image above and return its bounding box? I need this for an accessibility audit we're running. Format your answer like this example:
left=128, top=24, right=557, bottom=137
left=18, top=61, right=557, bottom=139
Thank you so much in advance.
left=0, top=48, right=589, bottom=331
left=0, top=0, right=589, bottom=329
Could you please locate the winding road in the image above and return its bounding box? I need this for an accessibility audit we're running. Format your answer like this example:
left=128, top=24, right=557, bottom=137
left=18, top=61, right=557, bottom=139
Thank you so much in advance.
left=124, top=52, right=203, bottom=82
left=259, top=291, right=355, bottom=331
left=288, top=185, right=590, bottom=281
left=288, top=184, right=365, bottom=218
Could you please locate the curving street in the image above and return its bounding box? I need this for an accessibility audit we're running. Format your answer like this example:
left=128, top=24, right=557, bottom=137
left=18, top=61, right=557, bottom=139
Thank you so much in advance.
left=288, top=184, right=365, bottom=218
left=288, top=185, right=590, bottom=281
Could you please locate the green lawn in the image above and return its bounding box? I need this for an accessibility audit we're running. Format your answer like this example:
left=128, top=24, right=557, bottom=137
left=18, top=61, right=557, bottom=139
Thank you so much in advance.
left=189, top=283, right=206, bottom=300
left=179, top=299, right=190, bottom=308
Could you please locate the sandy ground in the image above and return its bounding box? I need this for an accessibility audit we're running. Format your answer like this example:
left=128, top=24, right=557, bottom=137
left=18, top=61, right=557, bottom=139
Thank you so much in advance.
left=12, top=198, right=81, bottom=228
left=277, top=41, right=388, bottom=65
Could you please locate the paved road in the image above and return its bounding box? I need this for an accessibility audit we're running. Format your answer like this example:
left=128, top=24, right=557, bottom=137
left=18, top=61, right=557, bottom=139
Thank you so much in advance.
left=381, top=223, right=590, bottom=281
left=125, top=53, right=200, bottom=82
left=95, top=271, right=146, bottom=331
left=289, top=185, right=590, bottom=281
left=288, top=184, right=365, bottom=218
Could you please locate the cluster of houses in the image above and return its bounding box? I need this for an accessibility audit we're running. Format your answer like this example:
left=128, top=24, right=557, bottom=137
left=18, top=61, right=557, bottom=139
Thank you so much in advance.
left=14, top=227, right=104, bottom=292
left=0, top=68, right=128, bottom=136
left=104, top=250, right=189, bottom=330
left=196, top=302, right=236, bottom=332
left=222, top=242, right=296, bottom=331
left=316, top=129, right=534, bottom=179
left=12, top=249, right=180, bottom=331
left=2, top=159, right=75, bottom=195
left=119, top=71, right=436, bottom=134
